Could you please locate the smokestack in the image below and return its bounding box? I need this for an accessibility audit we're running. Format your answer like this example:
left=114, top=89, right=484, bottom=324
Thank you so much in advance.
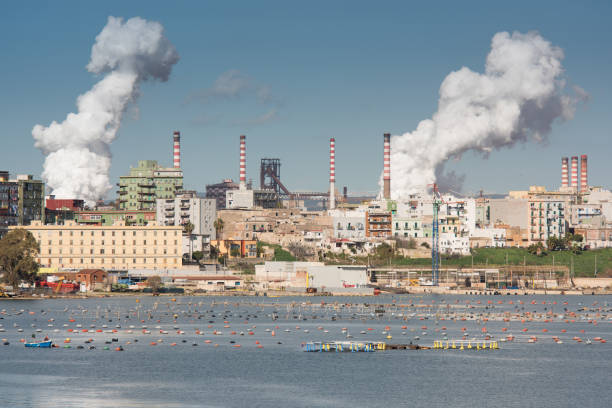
left=329, top=138, right=335, bottom=210
left=239, top=135, right=246, bottom=189
left=580, top=154, right=588, bottom=192
left=173, top=131, right=181, bottom=169
left=561, top=157, right=569, bottom=188
left=570, top=156, right=578, bottom=189
left=383, top=133, right=391, bottom=199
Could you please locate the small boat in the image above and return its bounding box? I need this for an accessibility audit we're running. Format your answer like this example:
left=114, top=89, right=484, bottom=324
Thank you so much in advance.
left=25, top=340, right=53, bottom=348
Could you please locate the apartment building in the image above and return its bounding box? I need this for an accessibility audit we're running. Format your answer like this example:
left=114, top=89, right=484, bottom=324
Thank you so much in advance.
left=118, top=160, right=183, bottom=211
left=528, top=199, right=566, bottom=244
left=13, top=220, right=182, bottom=271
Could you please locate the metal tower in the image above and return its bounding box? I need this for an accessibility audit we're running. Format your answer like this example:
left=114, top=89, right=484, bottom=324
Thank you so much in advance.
left=431, top=183, right=442, bottom=286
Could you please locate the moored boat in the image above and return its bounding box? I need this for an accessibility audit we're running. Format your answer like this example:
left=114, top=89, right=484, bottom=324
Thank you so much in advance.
left=24, top=340, right=53, bottom=348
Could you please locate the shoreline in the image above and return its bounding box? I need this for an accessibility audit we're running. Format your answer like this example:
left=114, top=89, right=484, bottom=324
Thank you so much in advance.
left=2, top=287, right=611, bottom=300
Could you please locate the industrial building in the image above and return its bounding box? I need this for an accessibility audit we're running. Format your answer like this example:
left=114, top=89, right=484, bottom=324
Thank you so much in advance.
left=14, top=220, right=183, bottom=271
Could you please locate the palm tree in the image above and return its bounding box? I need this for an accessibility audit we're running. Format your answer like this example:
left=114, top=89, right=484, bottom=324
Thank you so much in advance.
left=183, top=221, right=195, bottom=261
left=214, top=218, right=224, bottom=240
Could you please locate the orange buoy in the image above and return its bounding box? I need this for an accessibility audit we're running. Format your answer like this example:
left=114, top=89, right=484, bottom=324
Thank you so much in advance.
left=255, top=340, right=260, bottom=344
left=150, top=342, right=157, bottom=346
left=170, top=343, right=177, bottom=346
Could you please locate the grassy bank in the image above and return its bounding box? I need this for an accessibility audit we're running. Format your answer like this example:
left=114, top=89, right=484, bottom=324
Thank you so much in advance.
left=324, top=247, right=612, bottom=277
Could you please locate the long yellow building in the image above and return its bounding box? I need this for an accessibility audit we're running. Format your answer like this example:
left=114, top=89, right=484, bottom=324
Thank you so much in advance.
left=12, top=220, right=182, bottom=270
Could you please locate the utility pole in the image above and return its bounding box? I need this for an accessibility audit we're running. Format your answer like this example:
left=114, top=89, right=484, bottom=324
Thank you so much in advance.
left=595, top=255, right=598, bottom=277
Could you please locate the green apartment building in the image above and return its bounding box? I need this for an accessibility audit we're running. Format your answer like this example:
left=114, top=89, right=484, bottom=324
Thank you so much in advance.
left=117, top=160, right=183, bottom=211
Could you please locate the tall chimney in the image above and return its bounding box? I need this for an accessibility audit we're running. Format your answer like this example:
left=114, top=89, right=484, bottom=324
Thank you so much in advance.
left=239, top=135, right=246, bottom=189
left=383, top=133, right=391, bottom=199
left=580, top=154, right=588, bottom=192
left=561, top=157, right=569, bottom=188
left=570, top=156, right=579, bottom=190
left=329, top=138, right=336, bottom=210
left=173, top=131, right=181, bottom=169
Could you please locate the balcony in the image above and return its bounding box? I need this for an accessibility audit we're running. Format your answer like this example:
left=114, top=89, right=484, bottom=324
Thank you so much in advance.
left=138, top=181, right=155, bottom=188
left=137, top=197, right=155, bottom=203
left=117, top=190, right=127, bottom=195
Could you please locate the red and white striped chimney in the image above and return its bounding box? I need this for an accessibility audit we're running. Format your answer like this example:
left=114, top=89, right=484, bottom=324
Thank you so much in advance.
left=329, top=138, right=335, bottom=210
left=561, top=157, right=569, bottom=188
left=570, top=156, right=579, bottom=189
left=173, top=131, right=181, bottom=168
left=239, top=135, right=246, bottom=189
left=580, top=154, right=588, bottom=192
left=383, top=133, right=391, bottom=199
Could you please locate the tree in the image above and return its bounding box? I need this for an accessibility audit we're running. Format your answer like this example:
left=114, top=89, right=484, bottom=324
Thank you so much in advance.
left=145, top=275, right=163, bottom=294
left=209, top=245, right=219, bottom=260
left=192, top=251, right=204, bottom=262
left=527, top=242, right=547, bottom=257
left=183, top=221, right=195, bottom=261
left=0, top=229, right=39, bottom=291
left=230, top=248, right=241, bottom=258
left=214, top=218, right=224, bottom=240
left=287, top=242, right=313, bottom=260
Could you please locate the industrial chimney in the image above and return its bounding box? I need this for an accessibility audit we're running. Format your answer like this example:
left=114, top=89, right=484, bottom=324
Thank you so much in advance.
left=383, top=133, right=391, bottom=199
left=173, top=131, right=181, bottom=169
left=580, top=154, right=588, bottom=192
left=570, top=156, right=579, bottom=190
left=561, top=157, right=568, bottom=189
left=239, top=135, right=246, bottom=190
left=329, top=138, right=335, bottom=210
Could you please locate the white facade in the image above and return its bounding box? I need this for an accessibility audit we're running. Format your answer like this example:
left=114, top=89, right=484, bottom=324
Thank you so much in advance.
left=331, top=209, right=366, bottom=241
left=156, top=194, right=216, bottom=239
left=470, top=228, right=506, bottom=247
left=439, top=232, right=470, bottom=255
left=226, top=189, right=254, bottom=209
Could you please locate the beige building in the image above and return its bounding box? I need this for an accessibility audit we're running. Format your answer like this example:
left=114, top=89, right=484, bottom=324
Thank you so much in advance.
left=12, top=220, right=182, bottom=271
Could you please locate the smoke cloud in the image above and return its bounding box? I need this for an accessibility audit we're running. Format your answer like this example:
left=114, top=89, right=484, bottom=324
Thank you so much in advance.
left=33, top=16, right=179, bottom=204
left=388, top=31, right=584, bottom=198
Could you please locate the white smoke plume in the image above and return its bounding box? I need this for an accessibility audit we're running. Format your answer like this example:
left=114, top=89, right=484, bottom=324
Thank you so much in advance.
left=387, top=31, right=584, bottom=198
left=33, top=16, right=179, bottom=204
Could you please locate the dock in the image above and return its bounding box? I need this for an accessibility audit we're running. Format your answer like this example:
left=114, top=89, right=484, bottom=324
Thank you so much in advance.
left=432, top=340, right=499, bottom=350
left=304, top=340, right=499, bottom=352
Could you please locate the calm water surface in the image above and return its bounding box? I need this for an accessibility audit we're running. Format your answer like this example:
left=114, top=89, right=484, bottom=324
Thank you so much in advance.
left=0, top=295, right=610, bottom=407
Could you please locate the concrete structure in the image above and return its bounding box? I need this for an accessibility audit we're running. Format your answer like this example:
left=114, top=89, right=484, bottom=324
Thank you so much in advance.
left=383, top=133, right=391, bottom=199
left=118, top=160, right=183, bottom=211
left=206, top=179, right=239, bottom=210
left=45, top=197, right=84, bottom=225
left=329, top=138, right=336, bottom=210
left=14, top=220, right=182, bottom=271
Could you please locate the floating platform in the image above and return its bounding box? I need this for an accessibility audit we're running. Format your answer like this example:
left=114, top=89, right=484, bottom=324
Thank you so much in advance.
left=433, top=340, right=499, bottom=350
left=303, top=341, right=431, bottom=352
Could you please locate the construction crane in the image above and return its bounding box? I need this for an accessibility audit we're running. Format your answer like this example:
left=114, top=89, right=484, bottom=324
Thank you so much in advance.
left=431, top=184, right=443, bottom=286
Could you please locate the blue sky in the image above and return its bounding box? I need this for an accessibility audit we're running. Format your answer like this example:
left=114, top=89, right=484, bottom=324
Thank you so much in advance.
left=1, top=1, right=611, bottom=197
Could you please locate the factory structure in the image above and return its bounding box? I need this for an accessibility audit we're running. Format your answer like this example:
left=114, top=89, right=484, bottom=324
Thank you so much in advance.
left=3, top=126, right=612, bottom=293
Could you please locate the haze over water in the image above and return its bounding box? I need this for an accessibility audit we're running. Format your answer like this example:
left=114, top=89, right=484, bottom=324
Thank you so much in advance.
left=1, top=295, right=610, bottom=408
